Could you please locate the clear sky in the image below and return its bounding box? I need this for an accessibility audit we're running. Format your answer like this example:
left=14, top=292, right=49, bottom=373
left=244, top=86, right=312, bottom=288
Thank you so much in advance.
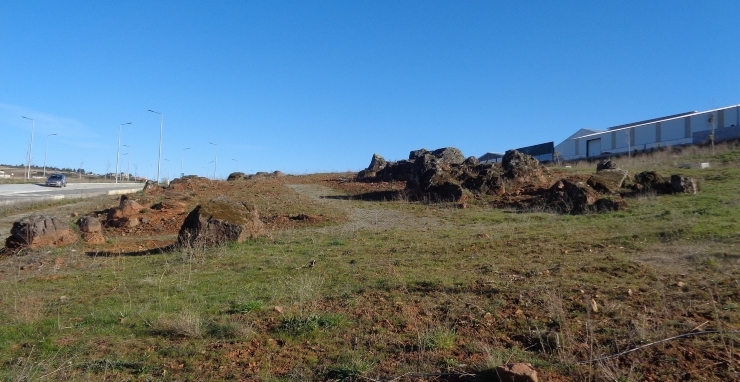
left=2, top=1, right=739, bottom=179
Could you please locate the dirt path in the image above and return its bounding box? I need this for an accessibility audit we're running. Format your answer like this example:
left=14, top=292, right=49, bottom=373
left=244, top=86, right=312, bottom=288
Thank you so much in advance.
left=285, top=184, right=438, bottom=233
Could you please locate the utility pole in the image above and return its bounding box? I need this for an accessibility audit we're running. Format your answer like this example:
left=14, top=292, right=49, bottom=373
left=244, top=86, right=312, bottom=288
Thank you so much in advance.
left=148, top=110, right=163, bottom=183
left=21, top=116, right=34, bottom=179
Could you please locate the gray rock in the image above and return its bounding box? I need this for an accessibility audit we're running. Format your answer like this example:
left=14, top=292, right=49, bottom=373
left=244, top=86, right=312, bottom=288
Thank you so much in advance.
left=430, top=147, right=465, bottom=165
left=178, top=196, right=265, bottom=247
left=671, top=175, right=699, bottom=194
left=502, top=150, right=542, bottom=180
left=596, top=159, right=618, bottom=171
left=6, top=215, right=78, bottom=249
left=77, top=216, right=102, bottom=233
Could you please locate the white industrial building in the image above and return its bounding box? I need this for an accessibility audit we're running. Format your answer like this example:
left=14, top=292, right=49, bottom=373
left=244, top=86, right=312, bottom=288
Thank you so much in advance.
left=555, top=104, right=740, bottom=161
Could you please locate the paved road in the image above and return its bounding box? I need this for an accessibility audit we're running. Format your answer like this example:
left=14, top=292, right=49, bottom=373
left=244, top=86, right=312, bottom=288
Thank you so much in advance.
left=0, top=183, right=144, bottom=205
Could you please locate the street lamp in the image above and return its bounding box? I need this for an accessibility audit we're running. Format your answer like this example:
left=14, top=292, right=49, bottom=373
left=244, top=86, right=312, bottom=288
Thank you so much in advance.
left=209, top=142, right=217, bottom=180
left=21, top=116, right=34, bottom=180
left=148, top=109, right=163, bottom=183
left=43, top=133, right=57, bottom=177
left=123, top=144, right=131, bottom=181
left=164, top=159, right=171, bottom=182
left=116, top=122, right=131, bottom=183
left=181, top=147, right=190, bottom=177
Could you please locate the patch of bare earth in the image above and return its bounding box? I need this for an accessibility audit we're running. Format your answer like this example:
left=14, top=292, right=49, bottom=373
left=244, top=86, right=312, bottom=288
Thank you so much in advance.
left=285, top=184, right=438, bottom=234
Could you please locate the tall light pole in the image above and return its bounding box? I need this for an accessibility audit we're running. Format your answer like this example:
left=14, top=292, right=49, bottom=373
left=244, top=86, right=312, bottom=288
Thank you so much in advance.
left=148, top=110, right=163, bottom=183
left=209, top=142, right=217, bottom=180
left=123, top=144, right=131, bottom=181
left=116, top=122, right=131, bottom=183
left=181, top=147, right=190, bottom=177
left=164, top=158, right=171, bottom=182
left=43, top=133, right=57, bottom=177
left=21, top=116, right=34, bottom=179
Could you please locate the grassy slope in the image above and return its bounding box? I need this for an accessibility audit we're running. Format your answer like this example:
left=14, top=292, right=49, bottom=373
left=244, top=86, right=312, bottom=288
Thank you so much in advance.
left=2, top=144, right=740, bottom=381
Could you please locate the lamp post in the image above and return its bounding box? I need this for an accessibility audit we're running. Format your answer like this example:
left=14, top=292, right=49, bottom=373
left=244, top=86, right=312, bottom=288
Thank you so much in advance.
left=116, top=122, right=132, bottom=183
left=181, top=147, right=190, bottom=177
left=164, top=159, right=171, bottom=183
left=21, top=116, right=34, bottom=179
left=43, top=133, right=57, bottom=177
left=123, top=144, right=131, bottom=181
left=148, top=110, right=163, bottom=183
left=209, top=142, right=217, bottom=180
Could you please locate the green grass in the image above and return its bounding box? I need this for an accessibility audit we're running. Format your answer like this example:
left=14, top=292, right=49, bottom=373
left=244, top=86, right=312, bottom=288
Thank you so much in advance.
left=2, top=145, right=740, bottom=380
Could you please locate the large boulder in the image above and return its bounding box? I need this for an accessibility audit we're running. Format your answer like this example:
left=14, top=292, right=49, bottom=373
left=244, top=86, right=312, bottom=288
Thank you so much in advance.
left=168, top=175, right=212, bottom=191
left=227, top=172, right=247, bottom=181
left=544, top=179, right=600, bottom=214
left=77, top=216, right=102, bottom=233
left=587, top=169, right=629, bottom=194
left=377, top=160, right=415, bottom=182
left=108, top=199, right=144, bottom=220
left=461, top=164, right=505, bottom=196
left=406, top=154, right=465, bottom=202
left=5, top=215, right=78, bottom=249
left=670, top=175, right=699, bottom=194
left=178, top=197, right=265, bottom=247
left=430, top=147, right=465, bottom=165
left=596, top=159, right=618, bottom=171
left=502, top=150, right=542, bottom=180
left=633, top=171, right=671, bottom=193
left=357, top=154, right=389, bottom=181
left=409, top=148, right=429, bottom=160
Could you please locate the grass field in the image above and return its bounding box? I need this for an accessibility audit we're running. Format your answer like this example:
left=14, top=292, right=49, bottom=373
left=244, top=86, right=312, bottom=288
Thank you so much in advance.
left=1, top=144, right=740, bottom=381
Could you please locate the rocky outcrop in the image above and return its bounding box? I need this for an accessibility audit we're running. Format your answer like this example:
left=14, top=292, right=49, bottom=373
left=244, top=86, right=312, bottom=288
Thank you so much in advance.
left=227, top=172, right=247, bottom=181
left=502, top=150, right=543, bottom=181
left=5, top=215, right=78, bottom=249
left=357, top=154, right=388, bottom=181
left=168, top=176, right=212, bottom=191
left=178, top=197, right=265, bottom=247
left=671, top=175, right=699, bottom=194
left=358, top=148, right=509, bottom=200
left=406, top=153, right=466, bottom=202
left=358, top=149, right=696, bottom=214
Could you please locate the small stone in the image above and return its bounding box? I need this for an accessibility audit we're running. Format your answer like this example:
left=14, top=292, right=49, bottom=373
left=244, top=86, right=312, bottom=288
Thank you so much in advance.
left=476, top=233, right=491, bottom=239
left=515, top=309, right=524, bottom=315
left=627, top=288, right=633, bottom=296
left=273, top=306, right=284, bottom=314
left=590, top=299, right=599, bottom=313
left=677, top=281, right=685, bottom=287
left=495, top=363, right=539, bottom=382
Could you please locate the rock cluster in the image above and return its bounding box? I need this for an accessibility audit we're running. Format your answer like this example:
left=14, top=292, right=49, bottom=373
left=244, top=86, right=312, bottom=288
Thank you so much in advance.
left=358, top=148, right=699, bottom=213
left=358, top=147, right=518, bottom=202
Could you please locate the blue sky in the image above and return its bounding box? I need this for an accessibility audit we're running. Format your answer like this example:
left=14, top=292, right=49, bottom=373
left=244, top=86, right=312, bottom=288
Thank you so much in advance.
left=2, top=1, right=739, bottom=179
